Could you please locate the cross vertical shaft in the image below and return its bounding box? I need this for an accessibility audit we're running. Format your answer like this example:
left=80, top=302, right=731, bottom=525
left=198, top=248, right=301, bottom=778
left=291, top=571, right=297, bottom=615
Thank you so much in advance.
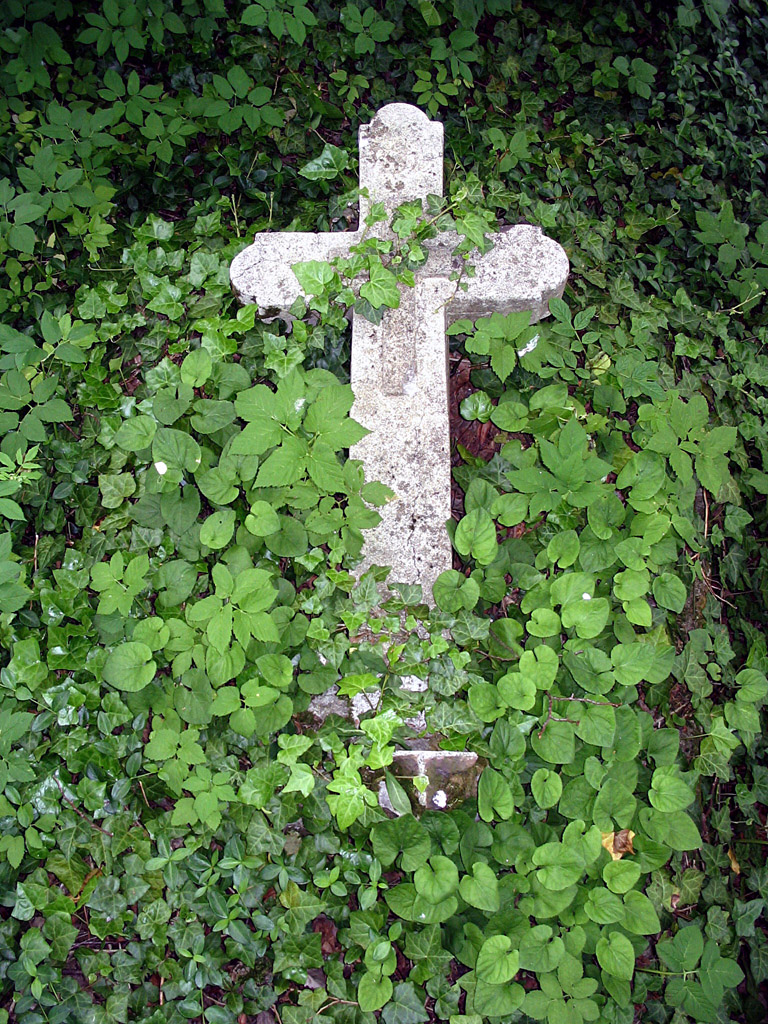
left=230, top=103, right=570, bottom=605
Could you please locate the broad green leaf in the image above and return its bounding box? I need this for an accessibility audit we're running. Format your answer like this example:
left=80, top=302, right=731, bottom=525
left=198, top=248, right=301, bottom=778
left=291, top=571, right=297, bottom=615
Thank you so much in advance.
left=497, top=671, right=536, bottom=711
left=459, top=862, right=499, bottom=912
left=475, top=935, right=519, bottom=985
left=531, top=720, right=575, bottom=765
left=181, top=348, right=212, bottom=386
left=103, top=642, right=156, bottom=692
left=622, top=891, right=661, bottom=935
left=649, top=766, right=695, bottom=813
left=603, top=860, right=642, bottom=894
left=414, top=856, right=459, bottom=905
left=561, top=595, right=610, bottom=639
left=596, top=931, right=635, bottom=980
left=478, top=767, right=514, bottom=821
left=358, top=973, right=393, bottom=1013
left=153, top=427, right=202, bottom=474
left=639, top=807, right=702, bottom=851
left=531, top=768, right=562, bottom=809
left=200, top=509, right=237, bottom=549
left=652, top=573, right=687, bottom=613
left=454, top=509, right=498, bottom=565
left=114, top=416, right=157, bottom=451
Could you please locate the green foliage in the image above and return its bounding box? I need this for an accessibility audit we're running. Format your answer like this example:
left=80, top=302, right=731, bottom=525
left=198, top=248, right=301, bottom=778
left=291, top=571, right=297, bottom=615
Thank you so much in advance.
left=0, top=1, right=767, bottom=1022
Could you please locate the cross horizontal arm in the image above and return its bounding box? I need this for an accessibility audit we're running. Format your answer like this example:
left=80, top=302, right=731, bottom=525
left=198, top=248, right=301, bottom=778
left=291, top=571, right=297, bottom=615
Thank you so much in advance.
left=424, top=224, right=569, bottom=323
left=230, top=231, right=361, bottom=314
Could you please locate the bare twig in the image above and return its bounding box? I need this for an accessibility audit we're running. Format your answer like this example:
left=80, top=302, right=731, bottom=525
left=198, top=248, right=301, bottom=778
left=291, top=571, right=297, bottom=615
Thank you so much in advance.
left=138, top=779, right=151, bottom=808
left=550, top=693, right=621, bottom=708
left=538, top=694, right=577, bottom=737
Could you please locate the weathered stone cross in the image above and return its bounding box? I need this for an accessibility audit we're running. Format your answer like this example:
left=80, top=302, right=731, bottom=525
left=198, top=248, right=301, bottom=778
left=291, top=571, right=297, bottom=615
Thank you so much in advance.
left=230, top=103, right=568, bottom=604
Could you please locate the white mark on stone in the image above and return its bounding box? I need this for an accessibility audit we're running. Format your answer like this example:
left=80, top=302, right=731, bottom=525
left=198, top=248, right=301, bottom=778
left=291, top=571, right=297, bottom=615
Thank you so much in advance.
left=517, top=333, right=539, bottom=358
left=433, top=789, right=447, bottom=808
left=155, top=461, right=168, bottom=476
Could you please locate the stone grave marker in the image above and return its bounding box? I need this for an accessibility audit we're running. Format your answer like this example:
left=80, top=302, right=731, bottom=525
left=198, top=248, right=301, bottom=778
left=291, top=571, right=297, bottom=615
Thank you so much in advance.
left=230, top=102, right=569, bottom=605
left=230, top=103, right=569, bottom=813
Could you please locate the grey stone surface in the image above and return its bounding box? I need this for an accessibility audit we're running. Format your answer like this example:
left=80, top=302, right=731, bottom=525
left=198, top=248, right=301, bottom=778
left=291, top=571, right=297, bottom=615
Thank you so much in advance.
left=386, top=749, right=482, bottom=814
left=230, top=102, right=569, bottom=603
left=426, top=225, right=571, bottom=324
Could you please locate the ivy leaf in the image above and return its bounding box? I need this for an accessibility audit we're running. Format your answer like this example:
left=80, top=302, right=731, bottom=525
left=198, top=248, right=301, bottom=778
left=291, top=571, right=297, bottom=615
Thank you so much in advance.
left=293, top=259, right=338, bottom=297
left=298, top=144, right=349, bottom=181
left=380, top=982, right=429, bottom=1024
left=359, top=258, right=400, bottom=309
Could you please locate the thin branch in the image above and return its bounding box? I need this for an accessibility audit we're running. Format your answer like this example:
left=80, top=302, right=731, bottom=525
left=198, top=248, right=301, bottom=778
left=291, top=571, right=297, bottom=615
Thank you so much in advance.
left=538, top=694, right=577, bottom=737
left=550, top=693, right=621, bottom=708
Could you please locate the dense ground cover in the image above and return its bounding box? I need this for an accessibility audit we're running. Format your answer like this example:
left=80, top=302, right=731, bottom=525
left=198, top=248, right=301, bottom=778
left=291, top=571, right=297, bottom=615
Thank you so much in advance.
left=1, top=0, right=767, bottom=1021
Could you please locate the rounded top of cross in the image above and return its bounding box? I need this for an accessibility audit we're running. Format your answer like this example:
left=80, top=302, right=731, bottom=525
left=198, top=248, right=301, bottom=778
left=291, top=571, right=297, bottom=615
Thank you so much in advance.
left=369, top=102, right=433, bottom=128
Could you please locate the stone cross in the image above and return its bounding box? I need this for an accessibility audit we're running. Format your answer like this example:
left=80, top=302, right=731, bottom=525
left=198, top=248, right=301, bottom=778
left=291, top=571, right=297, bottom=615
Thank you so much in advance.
left=230, top=103, right=569, bottom=604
